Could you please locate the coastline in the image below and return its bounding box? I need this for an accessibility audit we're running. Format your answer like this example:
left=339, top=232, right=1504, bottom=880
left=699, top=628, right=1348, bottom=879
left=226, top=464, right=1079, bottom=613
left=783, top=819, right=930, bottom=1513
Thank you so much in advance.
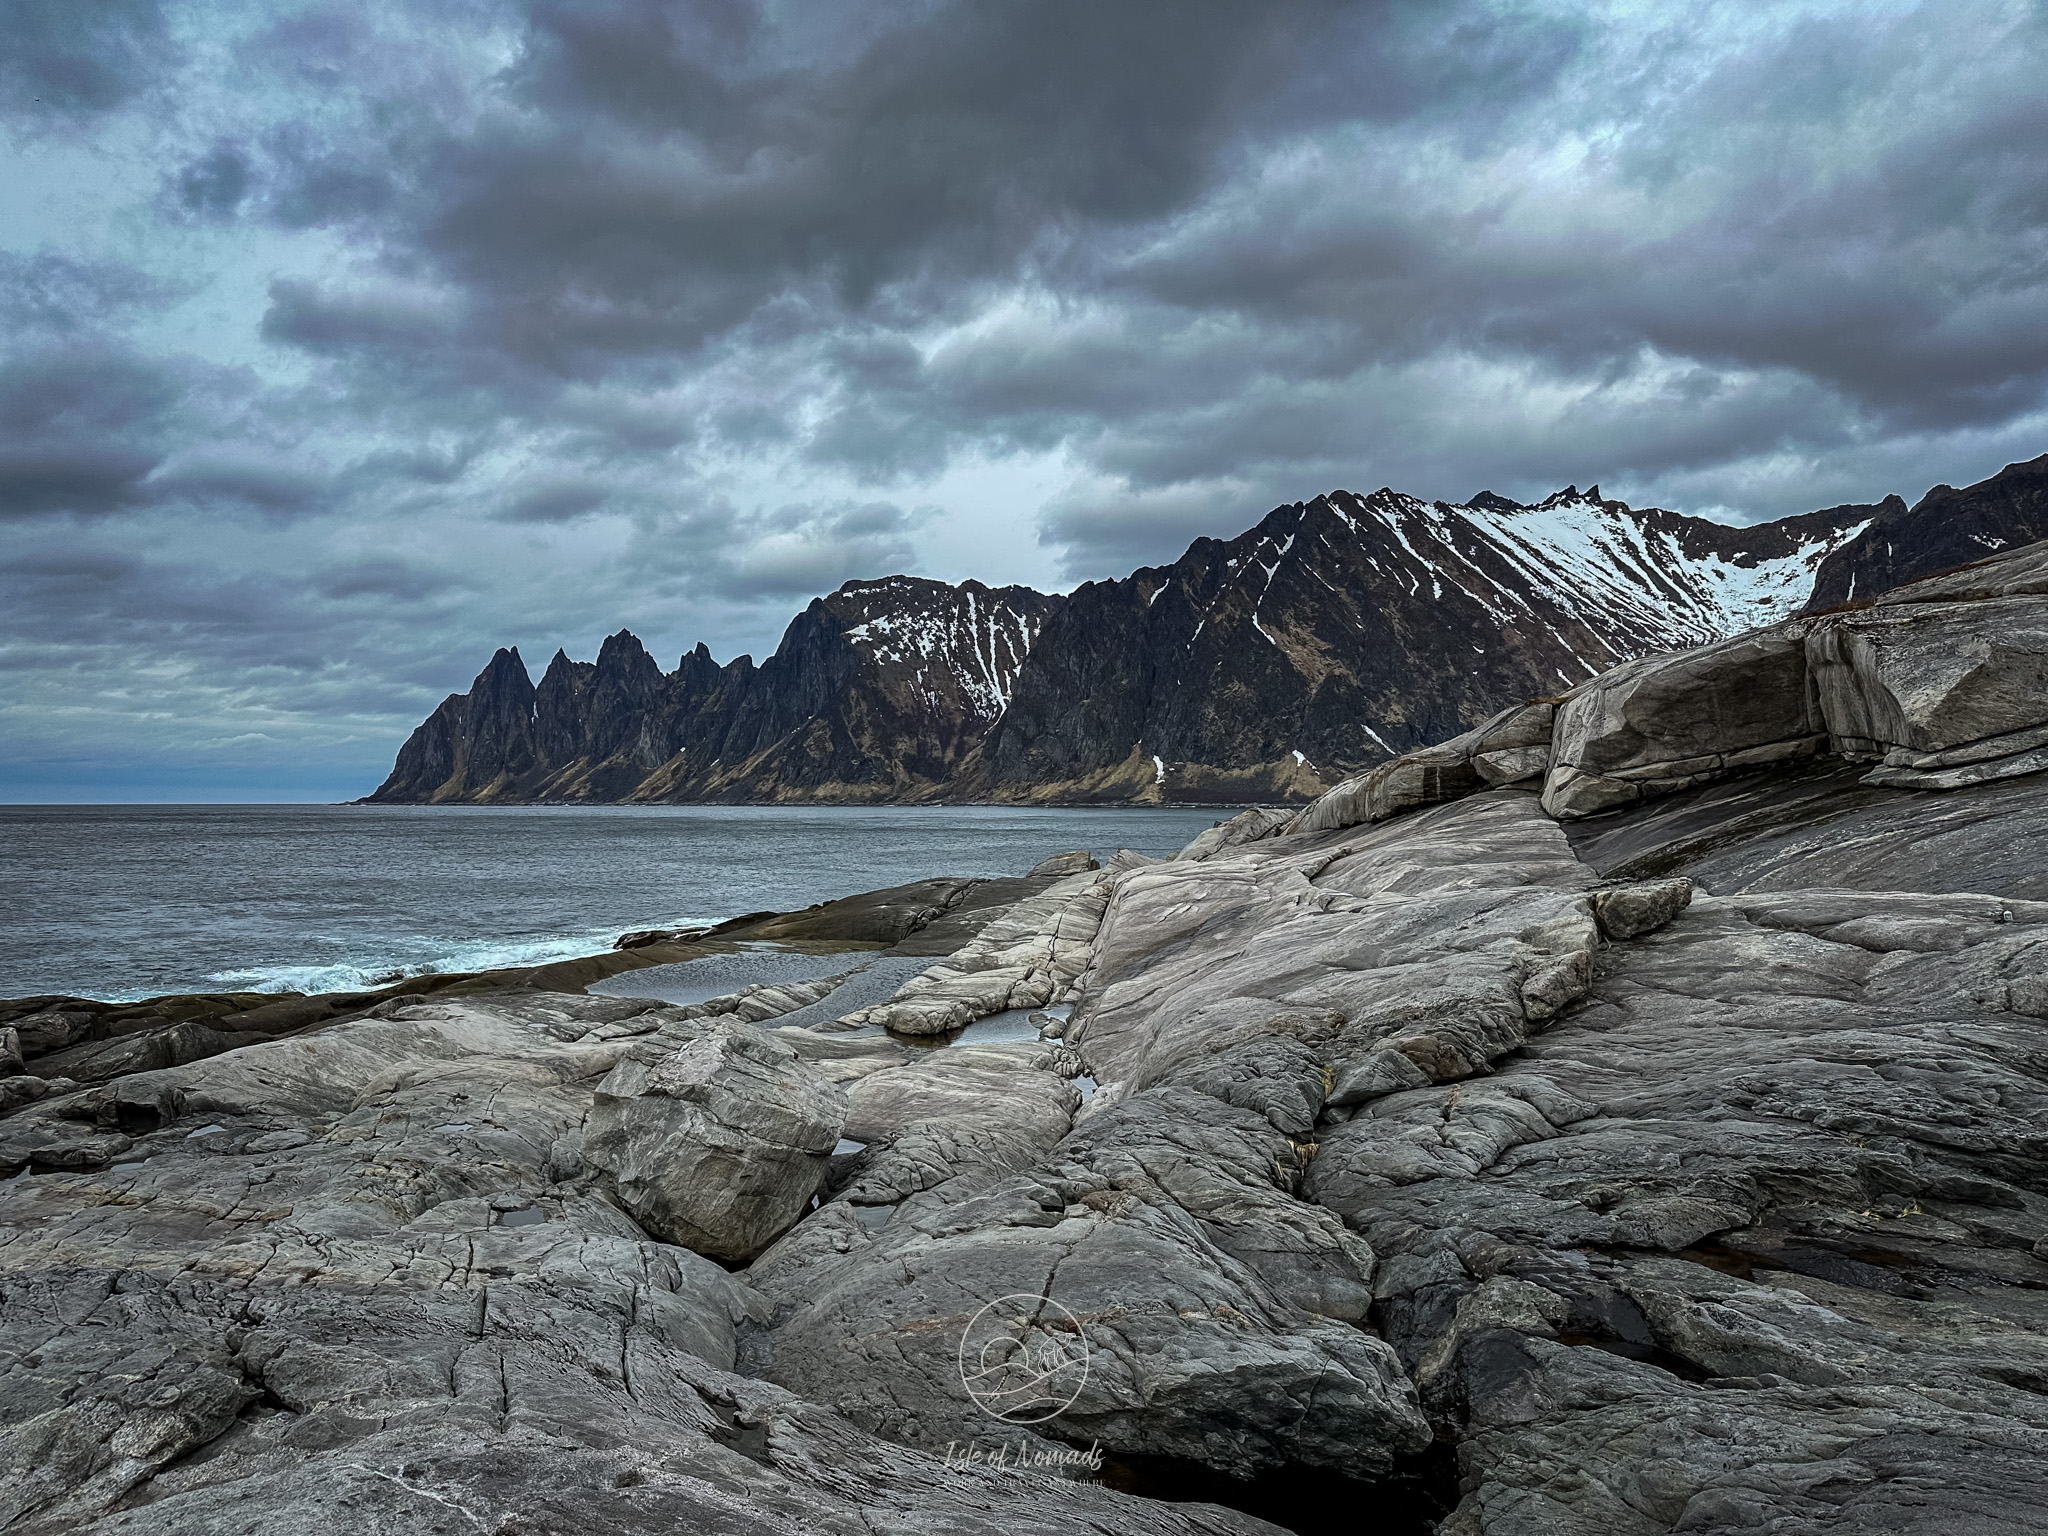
left=6, top=543, right=2048, bottom=1534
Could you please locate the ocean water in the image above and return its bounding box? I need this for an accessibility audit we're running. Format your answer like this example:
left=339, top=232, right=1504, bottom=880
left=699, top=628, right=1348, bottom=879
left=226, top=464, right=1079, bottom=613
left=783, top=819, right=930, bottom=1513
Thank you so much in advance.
left=0, top=803, right=1229, bottom=1003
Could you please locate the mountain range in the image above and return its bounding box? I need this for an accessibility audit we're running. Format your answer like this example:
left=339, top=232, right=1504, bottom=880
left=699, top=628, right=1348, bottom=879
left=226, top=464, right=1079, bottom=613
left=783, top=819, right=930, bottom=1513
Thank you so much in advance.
left=366, top=452, right=2048, bottom=806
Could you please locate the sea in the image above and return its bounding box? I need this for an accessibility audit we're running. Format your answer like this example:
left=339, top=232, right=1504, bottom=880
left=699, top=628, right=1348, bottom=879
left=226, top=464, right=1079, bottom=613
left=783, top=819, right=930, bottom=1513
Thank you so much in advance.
left=0, top=803, right=1230, bottom=1003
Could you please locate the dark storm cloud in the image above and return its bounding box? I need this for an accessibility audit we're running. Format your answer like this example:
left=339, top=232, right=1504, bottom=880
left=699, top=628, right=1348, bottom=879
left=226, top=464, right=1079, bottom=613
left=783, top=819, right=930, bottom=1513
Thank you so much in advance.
left=392, top=0, right=1570, bottom=371
left=7, top=0, right=2048, bottom=796
left=497, top=476, right=611, bottom=523
left=309, top=557, right=461, bottom=603
left=0, top=348, right=180, bottom=517
left=174, top=144, right=252, bottom=219
left=147, top=454, right=328, bottom=514
left=0, top=0, right=173, bottom=119
left=715, top=499, right=929, bottom=598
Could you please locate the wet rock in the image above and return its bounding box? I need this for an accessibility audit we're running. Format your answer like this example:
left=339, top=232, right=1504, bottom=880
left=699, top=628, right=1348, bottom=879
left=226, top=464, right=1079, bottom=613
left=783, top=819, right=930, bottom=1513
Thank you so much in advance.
left=9, top=1006, right=97, bottom=1059
left=613, top=926, right=704, bottom=949
left=584, top=1022, right=846, bottom=1263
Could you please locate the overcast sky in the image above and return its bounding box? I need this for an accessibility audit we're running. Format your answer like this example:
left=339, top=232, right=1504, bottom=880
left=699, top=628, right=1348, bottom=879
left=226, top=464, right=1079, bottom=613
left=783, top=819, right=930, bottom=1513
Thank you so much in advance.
left=4, top=0, right=2046, bottom=799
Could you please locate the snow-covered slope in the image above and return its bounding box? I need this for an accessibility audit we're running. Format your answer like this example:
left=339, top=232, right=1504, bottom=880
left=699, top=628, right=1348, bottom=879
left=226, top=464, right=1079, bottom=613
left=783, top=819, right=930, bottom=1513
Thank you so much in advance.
left=375, top=481, right=1880, bottom=806
left=979, top=484, right=1879, bottom=802
left=1320, top=483, right=1869, bottom=663
left=831, top=577, right=1046, bottom=723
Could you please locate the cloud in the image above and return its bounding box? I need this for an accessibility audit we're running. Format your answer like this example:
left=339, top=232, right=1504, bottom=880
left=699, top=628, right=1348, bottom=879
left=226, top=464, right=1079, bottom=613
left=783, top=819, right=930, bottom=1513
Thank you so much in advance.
left=5, top=0, right=2048, bottom=795
left=174, top=144, right=253, bottom=219
left=497, top=476, right=611, bottom=523
left=0, top=0, right=173, bottom=121
left=148, top=453, right=330, bottom=514
left=0, top=348, right=181, bottom=517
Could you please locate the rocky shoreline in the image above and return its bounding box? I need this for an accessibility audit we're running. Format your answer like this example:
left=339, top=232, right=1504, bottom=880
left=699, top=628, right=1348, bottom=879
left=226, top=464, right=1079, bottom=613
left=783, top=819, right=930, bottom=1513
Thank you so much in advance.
left=4, top=537, right=2048, bottom=1534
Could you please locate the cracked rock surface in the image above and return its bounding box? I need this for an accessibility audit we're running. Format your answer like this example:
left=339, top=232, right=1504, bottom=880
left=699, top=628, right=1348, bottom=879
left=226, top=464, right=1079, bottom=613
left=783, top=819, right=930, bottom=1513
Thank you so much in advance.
left=8, top=542, right=2048, bottom=1533
left=0, top=991, right=1277, bottom=1535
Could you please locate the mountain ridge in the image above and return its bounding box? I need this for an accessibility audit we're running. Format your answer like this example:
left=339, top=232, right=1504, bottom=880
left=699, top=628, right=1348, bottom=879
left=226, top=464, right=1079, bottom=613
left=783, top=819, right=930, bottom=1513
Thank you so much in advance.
left=365, top=455, right=2046, bottom=806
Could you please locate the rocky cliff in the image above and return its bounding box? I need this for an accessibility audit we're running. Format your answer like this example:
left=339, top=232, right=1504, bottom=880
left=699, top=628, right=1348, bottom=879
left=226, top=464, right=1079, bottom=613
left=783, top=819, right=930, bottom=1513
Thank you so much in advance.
left=7, top=535, right=2048, bottom=1534
left=369, top=577, right=1060, bottom=804
left=367, top=454, right=2048, bottom=806
left=1806, top=451, right=2048, bottom=609
left=968, top=485, right=1873, bottom=803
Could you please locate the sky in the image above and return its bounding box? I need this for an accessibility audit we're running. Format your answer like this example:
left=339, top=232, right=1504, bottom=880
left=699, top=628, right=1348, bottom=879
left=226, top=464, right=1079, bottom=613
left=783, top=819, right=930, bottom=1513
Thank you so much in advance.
left=3, top=0, right=2047, bottom=801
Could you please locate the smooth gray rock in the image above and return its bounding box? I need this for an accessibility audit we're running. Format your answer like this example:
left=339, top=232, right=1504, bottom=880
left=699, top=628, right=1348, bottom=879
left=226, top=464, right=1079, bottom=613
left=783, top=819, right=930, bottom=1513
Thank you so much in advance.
left=1289, top=702, right=1561, bottom=837
left=0, top=994, right=1276, bottom=1536
left=1809, top=597, right=2048, bottom=754
left=1469, top=701, right=1557, bottom=787
left=749, top=1081, right=1430, bottom=1477
left=1073, top=794, right=1600, bottom=1111
left=841, top=871, right=1112, bottom=1035
left=1806, top=593, right=2048, bottom=791
left=584, top=1021, right=846, bottom=1263
left=1175, top=807, right=1296, bottom=861
left=1563, top=757, right=2048, bottom=901
left=1542, top=627, right=1825, bottom=819
left=1286, top=737, right=1485, bottom=836
left=1306, top=861, right=2048, bottom=1536
left=1028, top=850, right=1100, bottom=877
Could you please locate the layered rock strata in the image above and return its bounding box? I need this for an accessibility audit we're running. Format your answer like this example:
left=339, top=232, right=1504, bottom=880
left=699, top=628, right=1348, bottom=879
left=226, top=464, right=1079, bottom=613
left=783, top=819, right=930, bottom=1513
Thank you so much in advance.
left=1294, top=536, right=2048, bottom=826
left=0, top=987, right=1274, bottom=1535
left=9, top=534, right=2048, bottom=1534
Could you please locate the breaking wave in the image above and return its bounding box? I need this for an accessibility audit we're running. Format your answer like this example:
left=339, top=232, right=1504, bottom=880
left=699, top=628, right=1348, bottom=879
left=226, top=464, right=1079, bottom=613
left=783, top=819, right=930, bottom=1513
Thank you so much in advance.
left=201, top=924, right=722, bottom=997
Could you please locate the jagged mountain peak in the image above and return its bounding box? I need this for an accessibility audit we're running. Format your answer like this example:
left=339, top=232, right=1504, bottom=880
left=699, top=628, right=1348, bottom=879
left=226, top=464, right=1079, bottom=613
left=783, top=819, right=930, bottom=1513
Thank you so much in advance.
left=371, top=452, right=2045, bottom=808
left=1466, top=490, right=1525, bottom=513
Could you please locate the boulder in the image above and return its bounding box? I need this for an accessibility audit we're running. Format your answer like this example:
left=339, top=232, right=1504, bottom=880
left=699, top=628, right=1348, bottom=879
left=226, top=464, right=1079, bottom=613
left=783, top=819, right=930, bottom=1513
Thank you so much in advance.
left=1285, top=700, right=1555, bottom=837
left=0, top=1025, right=20, bottom=1077
left=1541, top=628, right=1824, bottom=819
left=1469, top=700, right=1557, bottom=786
left=1285, top=737, right=1482, bottom=836
left=1807, top=589, right=2048, bottom=791
left=1174, top=807, right=1296, bottom=861
left=1027, top=850, right=1100, bottom=877
left=584, top=1022, right=846, bottom=1262
left=1590, top=878, right=1695, bottom=940
left=613, top=927, right=693, bottom=949
left=9, top=1007, right=96, bottom=1059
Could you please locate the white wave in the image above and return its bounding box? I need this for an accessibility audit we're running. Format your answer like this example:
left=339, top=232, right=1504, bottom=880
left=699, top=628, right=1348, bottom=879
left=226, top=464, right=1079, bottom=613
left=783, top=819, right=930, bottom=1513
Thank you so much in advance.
left=203, top=922, right=725, bottom=996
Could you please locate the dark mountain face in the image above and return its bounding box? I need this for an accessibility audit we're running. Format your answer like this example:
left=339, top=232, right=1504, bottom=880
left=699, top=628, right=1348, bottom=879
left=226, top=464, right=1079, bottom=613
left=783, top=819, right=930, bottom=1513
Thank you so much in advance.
left=969, top=485, right=1872, bottom=802
left=364, top=579, right=1060, bottom=805
left=375, top=647, right=539, bottom=802
left=1806, top=454, right=2048, bottom=609
left=369, top=455, right=2039, bottom=806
